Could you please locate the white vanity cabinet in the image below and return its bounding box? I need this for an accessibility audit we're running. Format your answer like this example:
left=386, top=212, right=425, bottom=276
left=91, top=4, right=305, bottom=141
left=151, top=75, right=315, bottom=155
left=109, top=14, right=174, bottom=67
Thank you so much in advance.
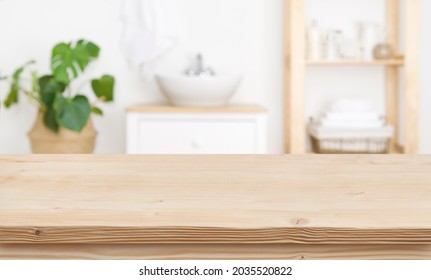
left=126, top=105, right=267, bottom=154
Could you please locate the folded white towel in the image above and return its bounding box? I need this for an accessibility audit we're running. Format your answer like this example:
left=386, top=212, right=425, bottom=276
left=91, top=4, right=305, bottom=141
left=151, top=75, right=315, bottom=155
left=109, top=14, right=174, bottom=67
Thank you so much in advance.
left=329, top=98, right=375, bottom=113
left=120, top=0, right=176, bottom=75
left=320, top=119, right=385, bottom=129
left=324, top=112, right=382, bottom=122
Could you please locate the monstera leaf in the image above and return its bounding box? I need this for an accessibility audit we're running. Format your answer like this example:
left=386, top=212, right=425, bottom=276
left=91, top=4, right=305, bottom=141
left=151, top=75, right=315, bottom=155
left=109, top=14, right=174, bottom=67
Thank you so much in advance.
left=38, top=75, right=66, bottom=108
left=51, top=39, right=100, bottom=84
left=53, top=94, right=91, bottom=132
left=43, top=107, right=60, bottom=132
left=91, top=75, right=115, bottom=102
left=39, top=75, right=67, bottom=132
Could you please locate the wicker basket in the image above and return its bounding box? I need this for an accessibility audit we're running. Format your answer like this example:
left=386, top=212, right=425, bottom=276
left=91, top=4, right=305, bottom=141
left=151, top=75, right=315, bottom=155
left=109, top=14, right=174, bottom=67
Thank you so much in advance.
left=308, top=123, right=394, bottom=154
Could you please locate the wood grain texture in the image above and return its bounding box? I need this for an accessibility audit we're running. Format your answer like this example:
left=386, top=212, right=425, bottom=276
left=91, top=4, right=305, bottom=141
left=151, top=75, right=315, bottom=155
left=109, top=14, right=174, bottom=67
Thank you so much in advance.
left=126, top=105, right=267, bottom=113
left=2, top=244, right=431, bottom=260
left=1, top=155, right=431, bottom=245
left=2, top=227, right=431, bottom=245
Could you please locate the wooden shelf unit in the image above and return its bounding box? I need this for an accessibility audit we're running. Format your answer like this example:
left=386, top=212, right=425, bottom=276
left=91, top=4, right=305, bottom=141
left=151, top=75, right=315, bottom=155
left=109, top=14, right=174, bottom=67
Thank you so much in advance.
left=284, top=0, right=420, bottom=154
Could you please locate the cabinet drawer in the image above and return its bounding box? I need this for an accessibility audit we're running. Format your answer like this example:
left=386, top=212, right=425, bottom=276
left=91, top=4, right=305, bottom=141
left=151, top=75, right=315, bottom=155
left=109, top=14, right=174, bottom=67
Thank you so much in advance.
left=136, top=119, right=256, bottom=154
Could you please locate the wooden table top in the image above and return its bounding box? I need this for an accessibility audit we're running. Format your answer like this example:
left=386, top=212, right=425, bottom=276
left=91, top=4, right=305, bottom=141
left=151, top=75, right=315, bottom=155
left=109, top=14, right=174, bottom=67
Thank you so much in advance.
left=1, top=155, right=431, bottom=244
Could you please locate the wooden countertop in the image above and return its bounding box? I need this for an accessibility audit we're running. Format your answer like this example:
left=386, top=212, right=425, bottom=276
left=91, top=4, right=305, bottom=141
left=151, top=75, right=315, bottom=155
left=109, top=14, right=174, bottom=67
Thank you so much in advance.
left=126, top=104, right=267, bottom=113
left=1, top=155, right=431, bottom=244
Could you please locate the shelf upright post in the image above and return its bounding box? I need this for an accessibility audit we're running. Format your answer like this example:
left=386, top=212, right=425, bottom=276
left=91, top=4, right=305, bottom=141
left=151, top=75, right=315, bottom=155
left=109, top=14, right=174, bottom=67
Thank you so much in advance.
left=404, top=0, right=420, bottom=154
left=284, top=0, right=306, bottom=154
left=386, top=0, right=401, bottom=153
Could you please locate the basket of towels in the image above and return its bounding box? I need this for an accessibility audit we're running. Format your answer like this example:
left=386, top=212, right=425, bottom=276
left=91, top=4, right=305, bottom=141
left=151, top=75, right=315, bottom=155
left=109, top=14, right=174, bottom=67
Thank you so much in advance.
left=308, top=99, right=394, bottom=154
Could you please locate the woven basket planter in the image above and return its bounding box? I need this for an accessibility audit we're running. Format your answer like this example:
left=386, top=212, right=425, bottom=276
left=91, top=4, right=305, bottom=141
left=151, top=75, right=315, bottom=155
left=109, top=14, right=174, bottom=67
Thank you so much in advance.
left=28, top=112, right=97, bottom=154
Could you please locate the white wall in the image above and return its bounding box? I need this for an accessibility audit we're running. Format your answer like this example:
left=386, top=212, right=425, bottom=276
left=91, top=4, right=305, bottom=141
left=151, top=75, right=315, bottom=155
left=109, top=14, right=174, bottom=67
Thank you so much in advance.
left=0, top=0, right=429, bottom=154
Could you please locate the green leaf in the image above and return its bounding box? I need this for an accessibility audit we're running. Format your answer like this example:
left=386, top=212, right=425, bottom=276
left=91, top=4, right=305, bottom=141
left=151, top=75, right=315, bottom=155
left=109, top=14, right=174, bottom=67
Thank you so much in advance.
left=54, top=94, right=91, bottom=132
left=4, top=85, right=19, bottom=108
left=51, top=40, right=100, bottom=84
left=85, top=41, right=100, bottom=58
left=91, top=107, right=104, bottom=116
left=43, top=107, right=59, bottom=133
left=91, top=75, right=115, bottom=102
left=3, top=60, right=36, bottom=108
left=38, top=75, right=66, bottom=108
left=31, top=71, right=39, bottom=93
left=3, top=67, right=24, bottom=108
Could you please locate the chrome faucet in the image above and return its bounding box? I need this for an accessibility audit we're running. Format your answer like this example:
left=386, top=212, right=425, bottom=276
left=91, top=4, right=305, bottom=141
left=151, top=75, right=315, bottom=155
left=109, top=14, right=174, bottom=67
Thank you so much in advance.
left=184, top=53, right=215, bottom=77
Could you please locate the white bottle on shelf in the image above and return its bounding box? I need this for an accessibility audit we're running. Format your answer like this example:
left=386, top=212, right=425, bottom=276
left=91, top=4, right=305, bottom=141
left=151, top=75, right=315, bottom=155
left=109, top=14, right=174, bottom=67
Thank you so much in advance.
left=306, top=20, right=323, bottom=61
left=357, top=22, right=379, bottom=60
left=325, top=30, right=342, bottom=61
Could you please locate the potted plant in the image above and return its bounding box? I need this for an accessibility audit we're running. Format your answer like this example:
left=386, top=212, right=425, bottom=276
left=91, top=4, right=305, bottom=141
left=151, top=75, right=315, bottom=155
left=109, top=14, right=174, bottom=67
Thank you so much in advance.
left=1, top=39, right=115, bottom=154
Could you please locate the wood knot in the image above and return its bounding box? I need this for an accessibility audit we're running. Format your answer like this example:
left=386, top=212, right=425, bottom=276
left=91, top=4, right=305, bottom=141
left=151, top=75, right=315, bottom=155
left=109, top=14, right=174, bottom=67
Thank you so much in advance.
left=33, top=228, right=43, bottom=236
left=290, top=218, right=310, bottom=226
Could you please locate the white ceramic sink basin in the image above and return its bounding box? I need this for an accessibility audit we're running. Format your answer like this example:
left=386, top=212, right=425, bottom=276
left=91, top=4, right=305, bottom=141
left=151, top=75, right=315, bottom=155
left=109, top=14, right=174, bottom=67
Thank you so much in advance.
left=156, top=74, right=242, bottom=107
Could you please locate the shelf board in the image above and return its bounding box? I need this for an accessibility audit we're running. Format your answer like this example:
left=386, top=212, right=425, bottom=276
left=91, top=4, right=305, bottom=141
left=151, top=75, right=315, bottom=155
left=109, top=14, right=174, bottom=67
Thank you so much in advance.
left=307, top=59, right=404, bottom=66
left=127, top=104, right=267, bottom=114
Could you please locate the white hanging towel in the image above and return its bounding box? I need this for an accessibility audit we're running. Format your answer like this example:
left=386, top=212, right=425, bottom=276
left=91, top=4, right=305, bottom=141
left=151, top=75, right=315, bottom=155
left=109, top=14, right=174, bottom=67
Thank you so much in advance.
left=120, top=0, right=176, bottom=74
